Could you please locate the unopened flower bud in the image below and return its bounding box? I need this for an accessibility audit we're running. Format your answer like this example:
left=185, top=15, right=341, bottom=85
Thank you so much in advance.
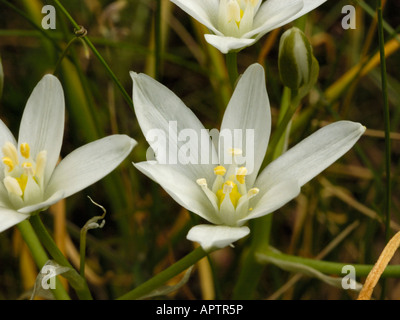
left=278, top=27, right=313, bottom=90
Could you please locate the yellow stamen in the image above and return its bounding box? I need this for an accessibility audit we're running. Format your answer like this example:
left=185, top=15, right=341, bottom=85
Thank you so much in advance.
left=20, top=143, right=30, bottom=159
left=236, top=8, right=244, bottom=27
left=2, top=157, right=14, bottom=172
left=4, top=176, right=23, bottom=196
left=35, top=150, right=47, bottom=181
left=2, top=142, right=18, bottom=165
left=16, top=174, right=28, bottom=193
left=22, top=162, right=34, bottom=176
left=216, top=180, right=242, bottom=208
left=214, top=166, right=227, bottom=176
left=227, top=0, right=241, bottom=22
left=236, top=166, right=247, bottom=184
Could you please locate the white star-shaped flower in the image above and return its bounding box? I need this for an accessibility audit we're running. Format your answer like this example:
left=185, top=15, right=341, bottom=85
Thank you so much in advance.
left=0, top=74, right=136, bottom=232
left=131, top=63, right=365, bottom=251
left=170, top=0, right=327, bottom=53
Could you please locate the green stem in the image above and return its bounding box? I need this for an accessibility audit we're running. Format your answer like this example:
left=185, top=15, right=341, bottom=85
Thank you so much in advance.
left=118, top=247, right=208, bottom=300
left=30, top=214, right=93, bottom=300
left=377, top=0, right=392, bottom=246
left=154, top=0, right=162, bottom=81
left=355, top=0, right=400, bottom=43
left=226, top=52, right=239, bottom=89
left=17, top=220, right=71, bottom=300
left=232, top=215, right=272, bottom=299
left=263, top=249, right=400, bottom=278
left=79, top=228, right=87, bottom=278
left=377, top=0, right=391, bottom=299
left=272, top=87, right=292, bottom=159
left=265, top=91, right=300, bottom=165
left=52, top=0, right=133, bottom=109
left=53, top=36, right=79, bottom=75
left=234, top=88, right=300, bottom=299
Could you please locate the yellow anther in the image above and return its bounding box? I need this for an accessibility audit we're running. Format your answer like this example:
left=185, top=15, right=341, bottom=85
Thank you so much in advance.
left=2, top=142, right=18, bottom=165
left=236, top=166, right=247, bottom=184
left=20, top=143, right=30, bottom=159
left=214, top=166, right=227, bottom=176
left=2, top=157, right=14, bottom=172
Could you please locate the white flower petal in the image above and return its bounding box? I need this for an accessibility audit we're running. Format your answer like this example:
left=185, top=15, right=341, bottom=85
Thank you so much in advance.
left=204, top=34, right=256, bottom=54
left=134, top=161, right=222, bottom=225
left=186, top=224, right=250, bottom=251
left=23, top=175, right=43, bottom=208
left=220, top=63, right=271, bottom=187
left=246, top=0, right=304, bottom=39
left=0, top=183, right=12, bottom=207
left=240, top=180, right=300, bottom=222
left=0, top=120, right=17, bottom=180
left=46, top=135, right=136, bottom=199
left=250, top=0, right=327, bottom=40
left=18, top=74, right=65, bottom=185
left=130, top=71, right=217, bottom=183
left=285, top=0, right=328, bottom=26
left=0, top=207, right=29, bottom=232
left=170, top=0, right=221, bottom=36
left=0, top=120, right=17, bottom=151
left=18, top=190, right=65, bottom=214
left=256, top=121, right=365, bottom=194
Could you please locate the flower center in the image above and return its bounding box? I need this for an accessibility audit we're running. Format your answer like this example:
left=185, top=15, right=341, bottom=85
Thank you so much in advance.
left=2, top=142, right=47, bottom=208
left=196, top=148, right=259, bottom=226
left=218, top=0, right=258, bottom=37
left=216, top=180, right=241, bottom=208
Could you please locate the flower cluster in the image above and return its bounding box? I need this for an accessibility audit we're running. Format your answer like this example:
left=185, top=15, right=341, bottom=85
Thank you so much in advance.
left=1, top=1, right=366, bottom=255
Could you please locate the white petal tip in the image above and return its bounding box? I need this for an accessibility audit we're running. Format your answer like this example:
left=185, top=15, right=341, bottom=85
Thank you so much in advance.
left=0, top=209, right=30, bottom=233
left=42, top=74, right=58, bottom=81
left=17, top=190, right=66, bottom=214
left=204, top=34, right=256, bottom=54
left=129, top=71, right=139, bottom=78
left=187, top=225, right=250, bottom=252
